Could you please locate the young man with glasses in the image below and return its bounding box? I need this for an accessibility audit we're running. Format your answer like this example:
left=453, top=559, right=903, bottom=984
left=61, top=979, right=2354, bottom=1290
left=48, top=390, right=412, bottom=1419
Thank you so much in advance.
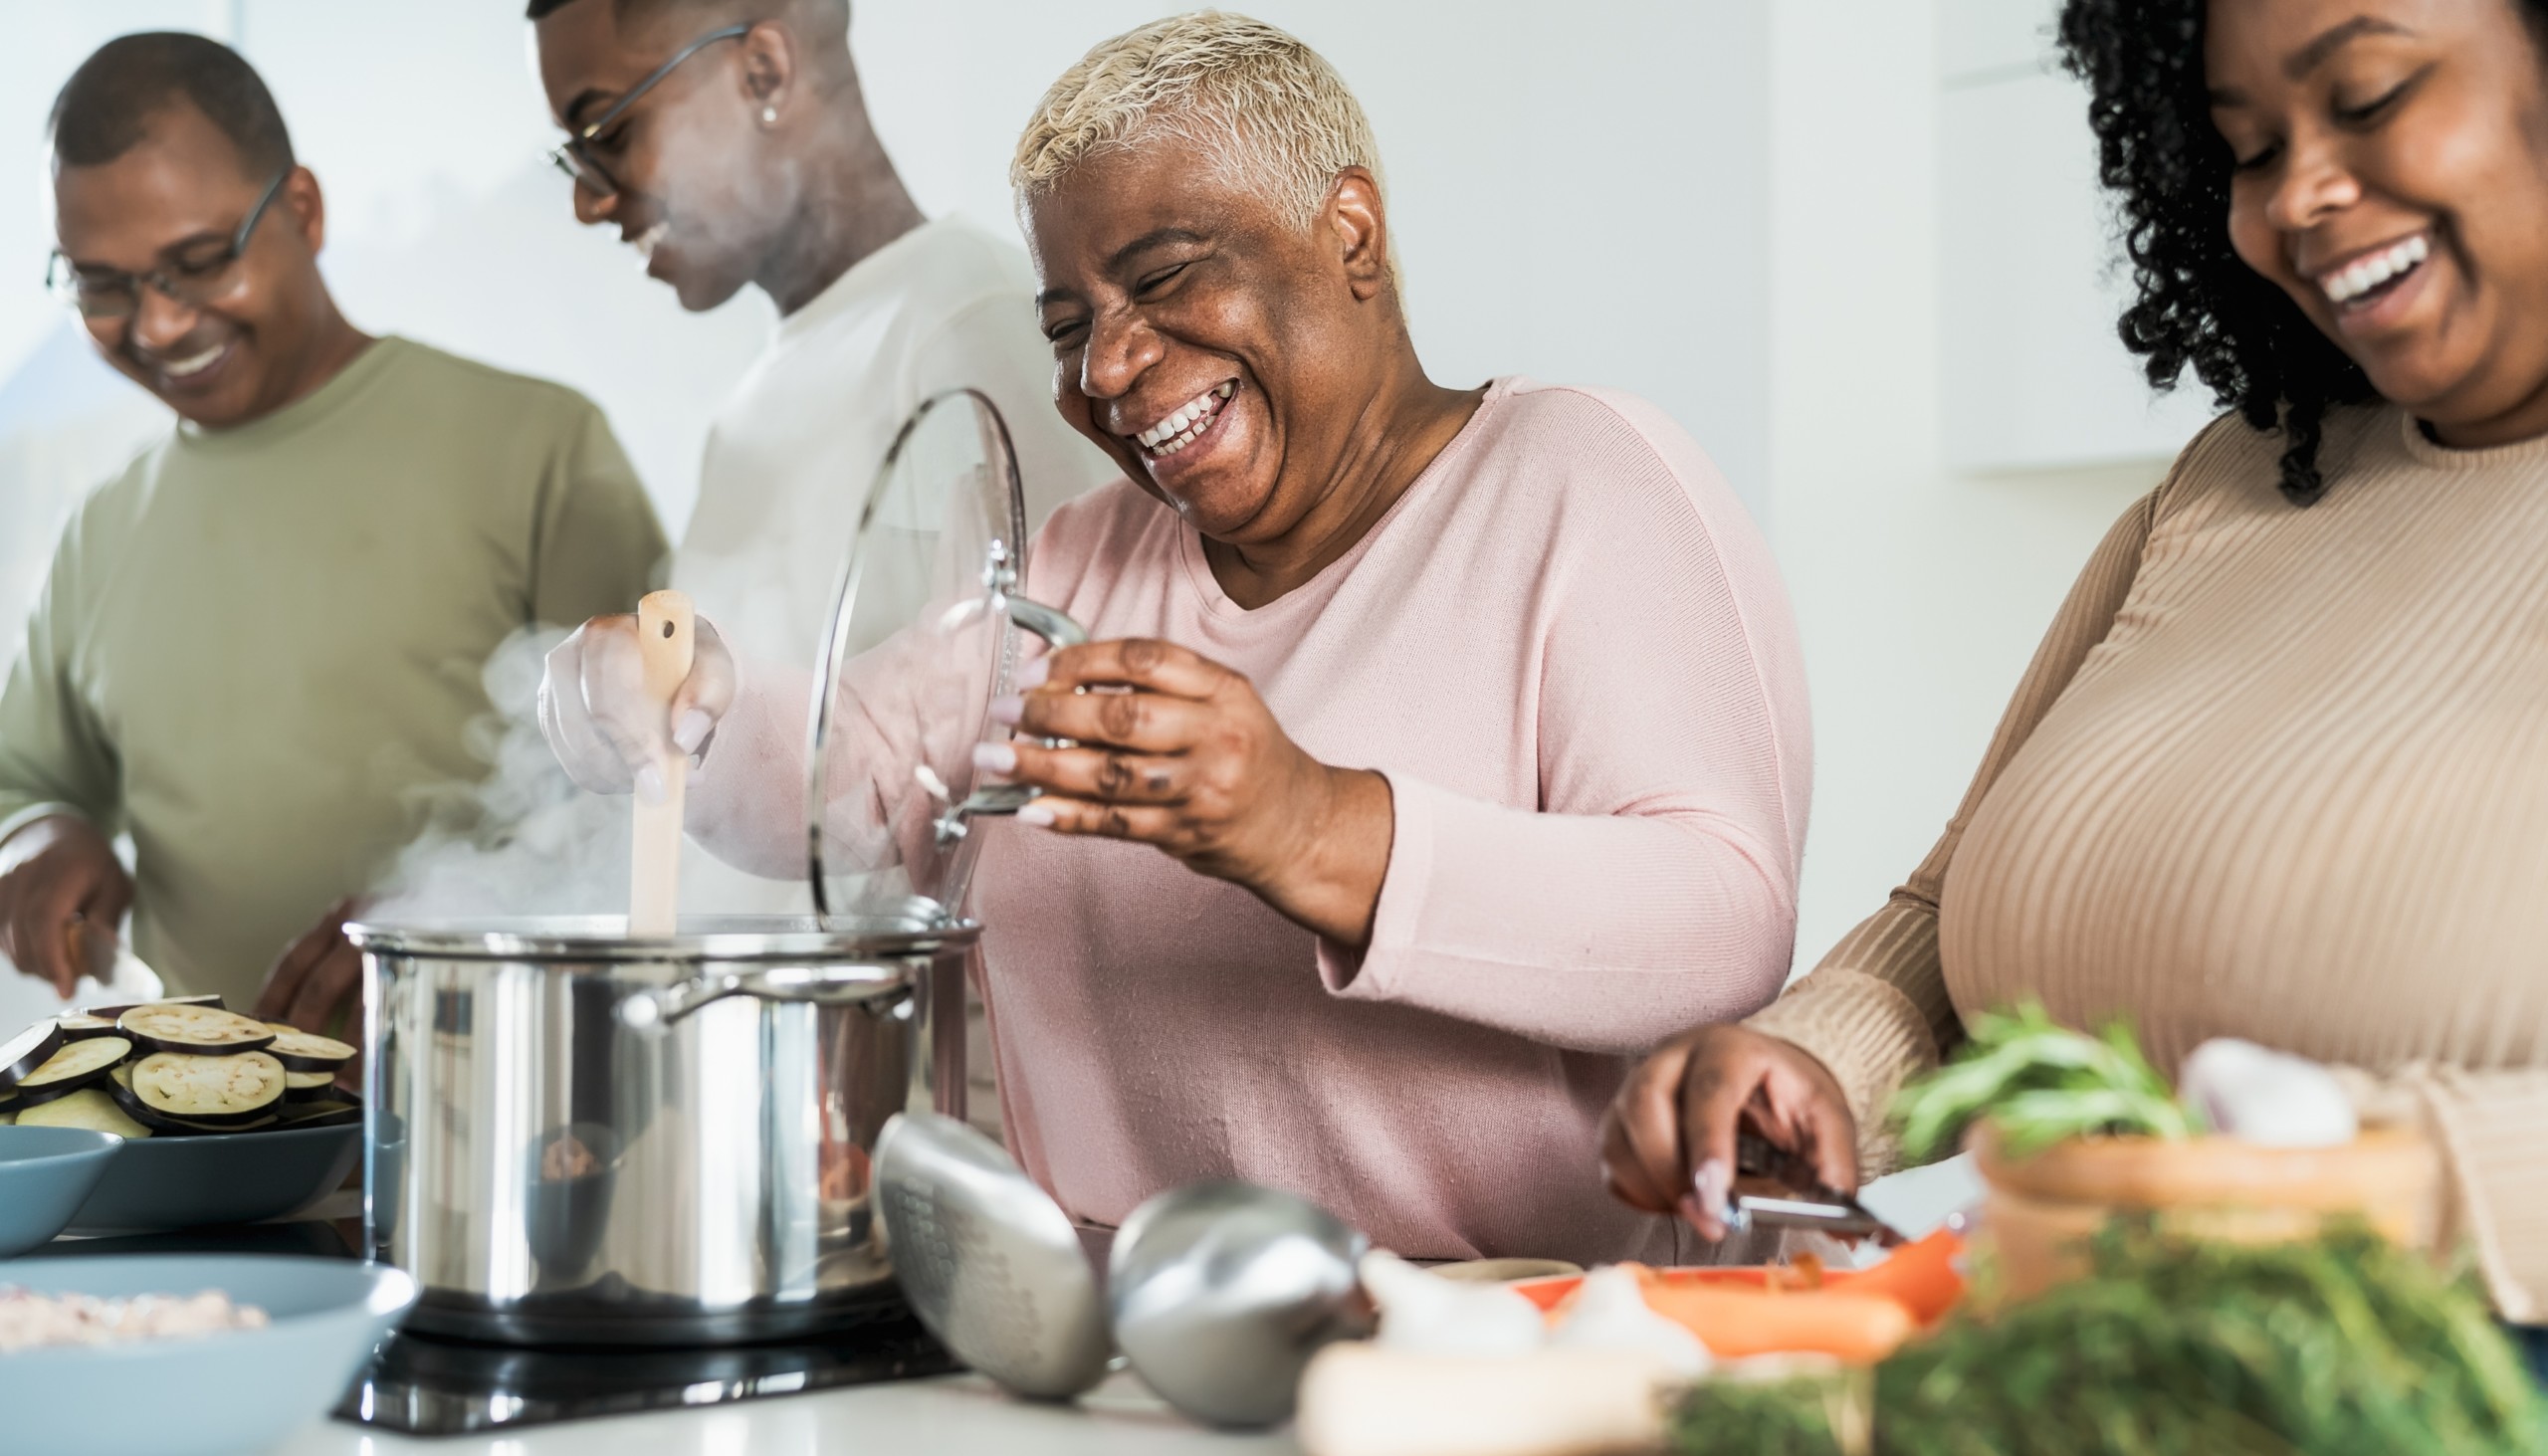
left=0, top=34, right=667, bottom=1029
left=529, top=0, right=1110, bottom=667
left=531, top=0, right=1111, bottom=1137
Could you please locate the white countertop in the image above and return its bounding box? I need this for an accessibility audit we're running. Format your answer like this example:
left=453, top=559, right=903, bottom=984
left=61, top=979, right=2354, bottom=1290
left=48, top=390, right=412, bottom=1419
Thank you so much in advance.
left=275, top=1370, right=1296, bottom=1456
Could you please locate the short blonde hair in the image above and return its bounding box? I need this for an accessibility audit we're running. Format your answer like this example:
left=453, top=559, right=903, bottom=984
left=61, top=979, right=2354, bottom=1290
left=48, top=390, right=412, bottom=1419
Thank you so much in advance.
left=1011, top=11, right=1383, bottom=228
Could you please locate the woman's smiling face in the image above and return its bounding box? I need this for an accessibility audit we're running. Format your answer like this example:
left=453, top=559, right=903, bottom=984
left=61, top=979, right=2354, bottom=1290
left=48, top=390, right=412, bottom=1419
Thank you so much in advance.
left=1023, top=136, right=1393, bottom=543
left=2210, top=0, right=2548, bottom=441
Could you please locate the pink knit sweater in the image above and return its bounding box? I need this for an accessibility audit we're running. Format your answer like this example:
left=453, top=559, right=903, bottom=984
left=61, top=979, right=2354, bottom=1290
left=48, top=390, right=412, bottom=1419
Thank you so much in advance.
left=691, top=378, right=1809, bottom=1263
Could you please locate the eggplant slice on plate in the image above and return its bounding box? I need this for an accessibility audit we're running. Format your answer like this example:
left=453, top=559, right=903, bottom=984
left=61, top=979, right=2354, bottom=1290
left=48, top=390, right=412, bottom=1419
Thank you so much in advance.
left=117, top=1004, right=276, bottom=1057
left=282, top=1071, right=344, bottom=1104
left=52, top=1014, right=122, bottom=1042
left=10, top=1035, right=133, bottom=1108
left=18, top=1085, right=150, bottom=1138
left=0, top=1020, right=66, bottom=1094
left=128, top=1050, right=287, bottom=1128
left=80, top=992, right=222, bottom=1020
left=261, top=1025, right=356, bottom=1073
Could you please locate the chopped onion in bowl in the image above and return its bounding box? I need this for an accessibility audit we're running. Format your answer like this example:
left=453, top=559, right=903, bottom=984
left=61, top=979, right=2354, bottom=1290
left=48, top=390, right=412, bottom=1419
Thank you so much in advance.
left=0, top=1286, right=269, bottom=1353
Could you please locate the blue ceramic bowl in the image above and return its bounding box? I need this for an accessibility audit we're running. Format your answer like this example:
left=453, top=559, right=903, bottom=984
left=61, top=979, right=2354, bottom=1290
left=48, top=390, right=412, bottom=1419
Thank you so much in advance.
left=67, top=1123, right=361, bottom=1235
left=0, top=1253, right=417, bottom=1456
left=0, top=1127, right=121, bottom=1256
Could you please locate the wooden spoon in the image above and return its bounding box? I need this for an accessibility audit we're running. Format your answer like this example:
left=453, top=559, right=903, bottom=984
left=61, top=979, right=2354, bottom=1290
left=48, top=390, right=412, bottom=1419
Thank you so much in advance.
left=629, top=590, right=695, bottom=936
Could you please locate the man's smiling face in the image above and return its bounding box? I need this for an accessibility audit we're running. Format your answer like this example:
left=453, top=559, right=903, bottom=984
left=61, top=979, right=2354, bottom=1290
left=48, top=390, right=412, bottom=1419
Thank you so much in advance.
left=52, top=102, right=325, bottom=428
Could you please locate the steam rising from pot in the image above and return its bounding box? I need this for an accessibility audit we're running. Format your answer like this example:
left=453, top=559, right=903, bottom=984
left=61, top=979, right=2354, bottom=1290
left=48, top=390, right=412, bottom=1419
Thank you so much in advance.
left=366, top=626, right=632, bottom=923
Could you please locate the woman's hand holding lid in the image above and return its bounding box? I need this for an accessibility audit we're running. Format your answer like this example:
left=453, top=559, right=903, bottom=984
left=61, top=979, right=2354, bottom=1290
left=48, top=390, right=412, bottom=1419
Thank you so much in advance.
left=1599, top=1023, right=1860, bottom=1242
left=538, top=612, right=737, bottom=800
left=978, top=637, right=1394, bottom=946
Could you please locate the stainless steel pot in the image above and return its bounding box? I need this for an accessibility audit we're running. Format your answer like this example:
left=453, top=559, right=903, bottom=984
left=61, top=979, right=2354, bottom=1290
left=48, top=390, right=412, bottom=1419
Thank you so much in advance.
left=351, top=390, right=1079, bottom=1346
left=349, top=913, right=970, bottom=1345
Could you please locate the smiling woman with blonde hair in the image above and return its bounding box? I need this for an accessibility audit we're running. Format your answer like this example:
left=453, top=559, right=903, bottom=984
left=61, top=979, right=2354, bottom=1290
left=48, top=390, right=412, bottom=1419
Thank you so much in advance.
left=541, top=10, right=1810, bottom=1263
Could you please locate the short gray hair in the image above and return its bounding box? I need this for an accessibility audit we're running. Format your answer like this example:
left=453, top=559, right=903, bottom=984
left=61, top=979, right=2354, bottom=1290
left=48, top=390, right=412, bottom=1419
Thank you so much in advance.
left=1011, top=11, right=1384, bottom=227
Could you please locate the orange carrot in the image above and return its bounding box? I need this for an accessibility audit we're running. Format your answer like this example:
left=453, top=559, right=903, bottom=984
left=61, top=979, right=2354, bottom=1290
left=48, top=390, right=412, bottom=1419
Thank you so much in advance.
left=1635, top=1283, right=1917, bottom=1364
left=1826, top=1229, right=1965, bottom=1326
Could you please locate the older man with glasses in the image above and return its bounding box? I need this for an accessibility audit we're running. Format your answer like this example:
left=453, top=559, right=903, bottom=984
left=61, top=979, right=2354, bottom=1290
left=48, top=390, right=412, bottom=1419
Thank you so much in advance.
left=0, top=33, right=666, bottom=1031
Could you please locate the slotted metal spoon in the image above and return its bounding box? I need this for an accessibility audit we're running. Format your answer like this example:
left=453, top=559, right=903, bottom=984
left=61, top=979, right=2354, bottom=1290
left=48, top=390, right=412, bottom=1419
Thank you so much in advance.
left=873, top=1111, right=1112, bottom=1399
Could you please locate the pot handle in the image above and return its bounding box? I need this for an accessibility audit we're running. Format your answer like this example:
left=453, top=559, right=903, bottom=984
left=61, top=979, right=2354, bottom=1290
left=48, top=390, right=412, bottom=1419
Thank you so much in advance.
left=620, top=962, right=911, bottom=1032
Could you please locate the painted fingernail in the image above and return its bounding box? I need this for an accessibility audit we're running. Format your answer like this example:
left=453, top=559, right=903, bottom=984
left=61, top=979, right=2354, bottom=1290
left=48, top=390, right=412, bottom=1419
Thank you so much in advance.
left=673, top=709, right=713, bottom=754
left=988, top=695, right=1024, bottom=726
left=1016, top=803, right=1057, bottom=827
left=635, top=762, right=666, bottom=805
left=1695, top=1157, right=1732, bottom=1222
left=972, top=741, right=1017, bottom=776
left=1014, top=656, right=1050, bottom=690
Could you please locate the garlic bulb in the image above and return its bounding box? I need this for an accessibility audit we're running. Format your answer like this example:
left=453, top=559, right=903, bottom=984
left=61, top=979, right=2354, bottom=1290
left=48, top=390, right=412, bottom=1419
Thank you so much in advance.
left=1546, top=1266, right=1711, bottom=1375
left=1360, top=1250, right=1548, bottom=1356
left=2181, top=1038, right=2358, bottom=1148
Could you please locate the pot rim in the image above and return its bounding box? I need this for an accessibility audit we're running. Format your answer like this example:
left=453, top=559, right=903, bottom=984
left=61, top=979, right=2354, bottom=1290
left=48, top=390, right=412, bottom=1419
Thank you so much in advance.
left=344, top=913, right=981, bottom=962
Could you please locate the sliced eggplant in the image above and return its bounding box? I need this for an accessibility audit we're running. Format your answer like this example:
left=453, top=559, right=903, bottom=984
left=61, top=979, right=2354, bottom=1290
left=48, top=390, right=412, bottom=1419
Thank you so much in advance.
left=117, top=1004, right=275, bottom=1056
left=279, top=1102, right=362, bottom=1130
left=282, top=1070, right=345, bottom=1104
left=104, top=1065, right=190, bottom=1133
left=0, top=1109, right=14, bottom=1126
left=53, top=1014, right=121, bottom=1041
left=10, top=1036, right=131, bottom=1106
left=0, top=1020, right=66, bottom=1094
left=261, top=1024, right=356, bottom=1072
left=80, top=992, right=222, bottom=1020
left=16, top=1086, right=149, bottom=1139
left=128, top=1050, right=286, bottom=1127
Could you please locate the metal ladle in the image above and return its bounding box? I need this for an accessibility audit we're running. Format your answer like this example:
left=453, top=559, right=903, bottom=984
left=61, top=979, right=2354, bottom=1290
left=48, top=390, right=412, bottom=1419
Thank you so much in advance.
left=872, top=1112, right=1112, bottom=1400
left=1108, top=1180, right=1376, bottom=1428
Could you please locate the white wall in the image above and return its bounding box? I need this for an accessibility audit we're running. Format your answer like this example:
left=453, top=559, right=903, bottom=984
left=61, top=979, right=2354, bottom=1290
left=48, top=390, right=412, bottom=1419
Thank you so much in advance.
left=1770, top=0, right=2174, bottom=967
left=857, top=0, right=1774, bottom=516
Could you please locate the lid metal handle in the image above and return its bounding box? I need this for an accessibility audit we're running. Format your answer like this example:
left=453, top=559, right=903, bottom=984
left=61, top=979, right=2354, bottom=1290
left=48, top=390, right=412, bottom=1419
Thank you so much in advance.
left=925, top=567, right=1090, bottom=847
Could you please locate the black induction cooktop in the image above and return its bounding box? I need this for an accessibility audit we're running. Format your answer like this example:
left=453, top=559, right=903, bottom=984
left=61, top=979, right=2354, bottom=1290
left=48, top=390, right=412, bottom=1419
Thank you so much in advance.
left=37, top=1221, right=959, bottom=1436
left=337, top=1315, right=957, bottom=1435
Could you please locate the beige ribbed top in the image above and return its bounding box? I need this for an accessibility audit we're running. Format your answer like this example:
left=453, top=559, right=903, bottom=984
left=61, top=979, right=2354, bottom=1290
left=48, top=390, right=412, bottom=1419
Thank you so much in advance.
left=1752, top=403, right=2548, bottom=1320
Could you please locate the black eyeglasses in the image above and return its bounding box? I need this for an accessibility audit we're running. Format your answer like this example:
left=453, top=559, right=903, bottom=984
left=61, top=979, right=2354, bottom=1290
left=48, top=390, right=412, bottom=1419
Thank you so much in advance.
left=547, top=24, right=752, bottom=199
left=46, top=168, right=290, bottom=320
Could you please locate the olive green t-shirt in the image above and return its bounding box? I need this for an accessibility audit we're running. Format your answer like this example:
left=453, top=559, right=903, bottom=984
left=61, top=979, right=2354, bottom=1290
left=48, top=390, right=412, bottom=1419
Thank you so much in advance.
left=0, top=336, right=667, bottom=1004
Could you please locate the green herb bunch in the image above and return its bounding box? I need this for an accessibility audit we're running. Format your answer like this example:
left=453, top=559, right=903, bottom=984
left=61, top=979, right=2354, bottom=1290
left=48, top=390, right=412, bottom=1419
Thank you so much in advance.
left=1667, top=1224, right=2547, bottom=1456
left=1888, top=1002, right=2200, bottom=1163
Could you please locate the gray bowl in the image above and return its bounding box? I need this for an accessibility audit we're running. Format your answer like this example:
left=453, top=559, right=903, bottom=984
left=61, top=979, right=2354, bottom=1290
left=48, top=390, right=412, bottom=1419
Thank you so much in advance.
left=68, top=1124, right=361, bottom=1235
left=0, top=1253, right=417, bottom=1456
left=0, top=1128, right=122, bottom=1255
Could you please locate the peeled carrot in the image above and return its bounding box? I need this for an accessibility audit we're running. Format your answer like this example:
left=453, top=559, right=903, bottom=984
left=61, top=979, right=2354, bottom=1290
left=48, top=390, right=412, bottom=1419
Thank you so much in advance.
left=1634, top=1283, right=1917, bottom=1364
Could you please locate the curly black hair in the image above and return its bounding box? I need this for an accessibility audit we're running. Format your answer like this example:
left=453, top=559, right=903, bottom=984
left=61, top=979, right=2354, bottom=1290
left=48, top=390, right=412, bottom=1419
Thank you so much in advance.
left=2053, top=2, right=2547, bottom=503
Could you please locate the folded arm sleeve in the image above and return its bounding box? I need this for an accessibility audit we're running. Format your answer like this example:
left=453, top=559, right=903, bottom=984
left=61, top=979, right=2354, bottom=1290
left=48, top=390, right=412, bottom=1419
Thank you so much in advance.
left=2329, top=1062, right=2548, bottom=1322
left=529, top=402, right=670, bottom=629
left=0, top=509, right=119, bottom=844
left=1316, top=418, right=1809, bottom=1056
left=1748, top=484, right=2165, bottom=1170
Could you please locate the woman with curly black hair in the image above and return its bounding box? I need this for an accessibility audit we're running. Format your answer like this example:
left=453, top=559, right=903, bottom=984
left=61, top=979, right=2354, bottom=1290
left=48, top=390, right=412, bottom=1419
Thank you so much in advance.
left=1603, top=0, right=2548, bottom=1349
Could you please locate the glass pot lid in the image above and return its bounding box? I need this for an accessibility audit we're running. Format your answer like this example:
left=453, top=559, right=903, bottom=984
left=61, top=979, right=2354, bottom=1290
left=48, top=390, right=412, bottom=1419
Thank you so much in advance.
left=803, top=389, right=1086, bottom=925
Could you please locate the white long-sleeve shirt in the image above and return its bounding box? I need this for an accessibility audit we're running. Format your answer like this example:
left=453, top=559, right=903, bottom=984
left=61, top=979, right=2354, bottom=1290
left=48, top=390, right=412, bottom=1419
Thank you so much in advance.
left=676, top=216, right=1113, bottom=667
